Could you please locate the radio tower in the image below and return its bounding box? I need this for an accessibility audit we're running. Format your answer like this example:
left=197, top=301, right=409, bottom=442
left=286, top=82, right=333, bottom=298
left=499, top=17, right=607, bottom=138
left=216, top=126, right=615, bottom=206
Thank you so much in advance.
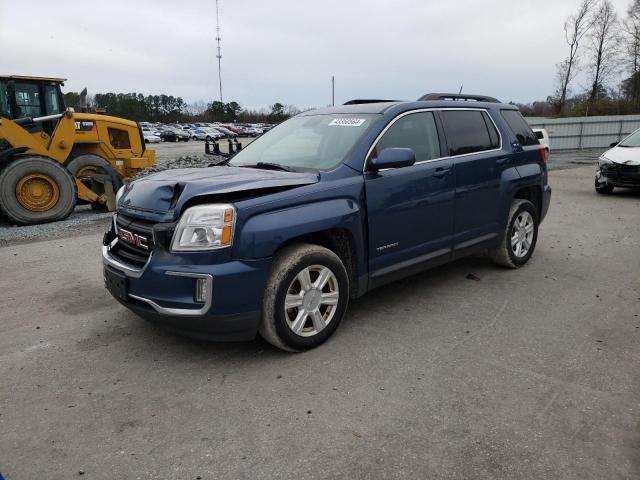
left=215, top=0, right=223, bottom=103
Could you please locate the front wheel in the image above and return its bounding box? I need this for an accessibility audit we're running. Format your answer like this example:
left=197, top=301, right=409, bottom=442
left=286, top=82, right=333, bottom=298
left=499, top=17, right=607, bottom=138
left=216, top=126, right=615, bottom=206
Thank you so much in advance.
left=595, top=178, right=614, bottom=194
left=0, top=156, right=77, bottom=225
left=259, top=244, right=349, bottom=352
left=489, top=199, right=539, bottom=268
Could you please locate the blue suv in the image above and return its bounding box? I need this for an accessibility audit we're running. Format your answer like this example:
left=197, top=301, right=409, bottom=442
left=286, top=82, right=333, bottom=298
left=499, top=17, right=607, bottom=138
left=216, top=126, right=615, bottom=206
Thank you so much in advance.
left=103, top=93, right=551, bottom=351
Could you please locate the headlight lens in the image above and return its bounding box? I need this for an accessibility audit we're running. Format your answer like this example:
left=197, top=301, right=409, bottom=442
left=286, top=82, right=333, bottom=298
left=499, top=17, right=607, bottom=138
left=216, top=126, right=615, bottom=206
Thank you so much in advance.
left=599, top=155, right=613, bottom=165
left=115, top=185, right=125, bottom=206
left=171, top=204, right=235, bottom=251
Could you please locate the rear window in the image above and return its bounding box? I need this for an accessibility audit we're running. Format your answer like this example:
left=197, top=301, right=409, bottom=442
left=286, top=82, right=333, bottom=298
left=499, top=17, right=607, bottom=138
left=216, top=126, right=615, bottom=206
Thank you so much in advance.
left=535, top=131, right=544, bottom=140
left=108, top=128, right=131, bottom=149
left=440, top=110, right=500, bottom=156
left=502, top=110, right=538, bottom=146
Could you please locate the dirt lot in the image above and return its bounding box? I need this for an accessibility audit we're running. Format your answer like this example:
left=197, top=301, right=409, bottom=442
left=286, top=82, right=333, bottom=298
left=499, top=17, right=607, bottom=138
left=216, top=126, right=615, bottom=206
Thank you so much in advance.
left=1, top=165, right=639, bottom=479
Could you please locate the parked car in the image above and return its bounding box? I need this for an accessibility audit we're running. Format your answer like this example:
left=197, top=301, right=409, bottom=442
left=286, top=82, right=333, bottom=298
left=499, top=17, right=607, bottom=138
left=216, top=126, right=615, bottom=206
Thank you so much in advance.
left=141, top=130, right=161, bottom=144
left=595, top=128, right=640, bottom=194
left=214, top=126, right=238, bottom=138
left=202, top=128, right=225, bottom=141
left=189, top=128, right=209, bottom=140
left=221, top=124, right=241, bottom=134
left=160, top=128, right=190, bottom=142
left=532, top=128, right=550, bottom=152
left=103, top=93, right=551, bottom=352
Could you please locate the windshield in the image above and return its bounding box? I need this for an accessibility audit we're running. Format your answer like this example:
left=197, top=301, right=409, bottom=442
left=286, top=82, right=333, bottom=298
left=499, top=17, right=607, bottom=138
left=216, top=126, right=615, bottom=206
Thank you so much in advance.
left=229, top=113, right=379, bottom=170
left=618, top=128, right=640, bottom=147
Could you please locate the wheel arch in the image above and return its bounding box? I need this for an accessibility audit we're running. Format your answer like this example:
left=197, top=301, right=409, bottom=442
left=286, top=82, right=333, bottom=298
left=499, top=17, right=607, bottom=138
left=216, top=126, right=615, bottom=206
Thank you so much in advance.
left=272, top=228, right=360, bottom=299
left=237, top=198, right=366, bottom=298
left=512, top=185, right=542, bottom=220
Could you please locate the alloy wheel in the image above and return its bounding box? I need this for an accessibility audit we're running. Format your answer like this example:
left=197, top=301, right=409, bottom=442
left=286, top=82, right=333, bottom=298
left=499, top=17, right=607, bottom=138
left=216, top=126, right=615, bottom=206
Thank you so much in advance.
left=284, top=265, right=340, bottom=337
left=511, top=211, right=534, bottom=258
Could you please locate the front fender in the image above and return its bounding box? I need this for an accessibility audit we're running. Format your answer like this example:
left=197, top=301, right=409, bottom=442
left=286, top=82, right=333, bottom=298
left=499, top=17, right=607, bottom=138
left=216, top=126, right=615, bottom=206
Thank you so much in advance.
left=235, top=198, right=362, bottom=259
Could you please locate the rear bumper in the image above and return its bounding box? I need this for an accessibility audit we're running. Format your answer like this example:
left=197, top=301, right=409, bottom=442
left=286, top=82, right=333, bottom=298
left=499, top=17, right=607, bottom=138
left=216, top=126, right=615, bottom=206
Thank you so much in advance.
left=125, top=149, right=155, bottom=172
left=541, top=184, right=552, bottom=222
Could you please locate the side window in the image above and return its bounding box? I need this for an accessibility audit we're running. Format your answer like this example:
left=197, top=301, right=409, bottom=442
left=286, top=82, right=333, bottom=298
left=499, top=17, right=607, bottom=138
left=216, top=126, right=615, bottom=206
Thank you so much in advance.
left=0, top=81, right=10, bottom=118
left=501, top=110, right=538, bottom=146
left=13, top=82, right=42, bottom=118
left=44, top=84, right=62, bottom=115
left=373, top=112, right=440, bottom=162
left=482, top=112, right=500, bottom=149
left=108, top=128, right=131, bottom=149
left=440, top=110, right=497, bottom=156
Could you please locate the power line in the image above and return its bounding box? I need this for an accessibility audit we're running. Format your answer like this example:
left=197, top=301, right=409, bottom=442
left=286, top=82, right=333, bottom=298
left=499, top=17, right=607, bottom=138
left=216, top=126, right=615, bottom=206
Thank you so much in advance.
left=215, top=0, right=223, bottom=103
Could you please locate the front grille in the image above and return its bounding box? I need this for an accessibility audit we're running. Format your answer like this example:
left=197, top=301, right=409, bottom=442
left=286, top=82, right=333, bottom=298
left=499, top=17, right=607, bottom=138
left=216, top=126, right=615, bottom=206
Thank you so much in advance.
left=111, top=214, right=156, bottom=268
left=603, top=163, right=640, bottom=182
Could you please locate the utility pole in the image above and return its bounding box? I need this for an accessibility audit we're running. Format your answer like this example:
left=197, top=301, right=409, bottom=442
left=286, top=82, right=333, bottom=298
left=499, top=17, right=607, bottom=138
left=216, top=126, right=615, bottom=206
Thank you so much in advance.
left=332, top=75, right=335, bottom=106
left=215, top=0, right=223, bottom=103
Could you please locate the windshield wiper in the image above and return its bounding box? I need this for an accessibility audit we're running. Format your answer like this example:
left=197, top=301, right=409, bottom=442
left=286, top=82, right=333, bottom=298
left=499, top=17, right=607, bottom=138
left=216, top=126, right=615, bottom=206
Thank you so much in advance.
left=245, top=162, right=295, bottom=172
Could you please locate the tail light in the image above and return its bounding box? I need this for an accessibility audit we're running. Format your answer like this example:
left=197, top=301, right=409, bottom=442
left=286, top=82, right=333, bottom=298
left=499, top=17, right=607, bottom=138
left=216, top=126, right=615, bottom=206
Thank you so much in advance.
left=539, top=146, right=548, bottom=163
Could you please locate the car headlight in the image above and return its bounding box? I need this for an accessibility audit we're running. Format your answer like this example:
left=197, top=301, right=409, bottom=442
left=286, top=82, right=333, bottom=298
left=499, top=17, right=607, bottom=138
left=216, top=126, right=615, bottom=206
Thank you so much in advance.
left=599, top=155, right=613, bottom=165
left=115, top=185, right=125, bottom=206
left=171, top=204, right=235, bottom=251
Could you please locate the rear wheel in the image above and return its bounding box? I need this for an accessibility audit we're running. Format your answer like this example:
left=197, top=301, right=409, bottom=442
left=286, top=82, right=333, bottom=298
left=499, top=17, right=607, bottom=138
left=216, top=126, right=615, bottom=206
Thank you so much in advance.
left=489, top=199, right=539, bottom=268
left=259, top=244, right=349, bottom=352
left=0, top=156, right=77, bottom=225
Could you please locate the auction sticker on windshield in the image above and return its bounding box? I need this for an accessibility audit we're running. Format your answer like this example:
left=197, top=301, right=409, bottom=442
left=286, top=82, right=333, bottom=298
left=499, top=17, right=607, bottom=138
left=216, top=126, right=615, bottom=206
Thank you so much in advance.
left=329, top=118, right=367, bottom=127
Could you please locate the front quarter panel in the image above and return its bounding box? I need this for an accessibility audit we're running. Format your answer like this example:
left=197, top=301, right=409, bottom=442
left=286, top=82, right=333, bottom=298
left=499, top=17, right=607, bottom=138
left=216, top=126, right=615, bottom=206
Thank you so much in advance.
left=236, top=197, right=363, bottom=259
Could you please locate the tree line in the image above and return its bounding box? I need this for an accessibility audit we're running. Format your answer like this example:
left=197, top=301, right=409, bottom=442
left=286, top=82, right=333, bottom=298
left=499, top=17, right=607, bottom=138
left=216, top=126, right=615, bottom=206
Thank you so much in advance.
left=63, top=91, right=299, bottom=124
left=516, top=0, right=640, bottom=117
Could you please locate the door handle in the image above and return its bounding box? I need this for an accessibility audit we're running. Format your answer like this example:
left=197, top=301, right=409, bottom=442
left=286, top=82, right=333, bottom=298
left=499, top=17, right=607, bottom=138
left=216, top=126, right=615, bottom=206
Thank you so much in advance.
left=496, top=157, right=509, bottom=166
left=432, top=166, right=452, bottom=178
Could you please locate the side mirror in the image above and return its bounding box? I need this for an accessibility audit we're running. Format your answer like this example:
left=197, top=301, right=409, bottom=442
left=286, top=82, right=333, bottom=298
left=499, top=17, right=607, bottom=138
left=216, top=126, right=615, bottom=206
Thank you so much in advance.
left=370, top=147, right=416, bottom=170
left=610, top=142, right=619, bottom=147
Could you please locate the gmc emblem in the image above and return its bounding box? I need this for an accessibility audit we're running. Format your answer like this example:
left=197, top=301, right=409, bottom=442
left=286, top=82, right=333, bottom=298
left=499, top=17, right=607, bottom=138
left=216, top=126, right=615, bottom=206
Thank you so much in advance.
left=118, top=228, right=149, bottom=250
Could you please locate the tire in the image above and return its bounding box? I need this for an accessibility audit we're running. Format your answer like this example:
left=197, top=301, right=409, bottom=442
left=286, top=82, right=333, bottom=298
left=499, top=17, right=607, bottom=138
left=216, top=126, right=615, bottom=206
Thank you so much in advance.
left=489, top=199, right=539, bottom=269
left=66, top=154, right=123, bottom=212
left=595, top=178, right=614, bottom=194
left=259, top=243, right=350, bottom=352
left=0, top=156, right=77, bottom=225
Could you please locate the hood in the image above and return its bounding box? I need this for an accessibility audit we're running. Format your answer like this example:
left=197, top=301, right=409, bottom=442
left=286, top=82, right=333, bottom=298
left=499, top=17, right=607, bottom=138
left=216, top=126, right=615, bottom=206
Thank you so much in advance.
left=603, top=146, right=640, bottom=166
left=119, top=166, right=319, bottom=222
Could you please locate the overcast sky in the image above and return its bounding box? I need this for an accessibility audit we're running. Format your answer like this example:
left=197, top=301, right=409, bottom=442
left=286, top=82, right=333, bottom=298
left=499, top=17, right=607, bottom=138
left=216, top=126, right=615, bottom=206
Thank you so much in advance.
left=0, top=0, right=633, bottom=110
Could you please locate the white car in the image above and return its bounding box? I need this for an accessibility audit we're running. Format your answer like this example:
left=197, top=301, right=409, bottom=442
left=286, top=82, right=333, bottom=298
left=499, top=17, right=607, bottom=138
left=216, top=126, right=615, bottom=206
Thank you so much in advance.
left=595, top=128, right=640, bottom=194
left=532, top=128, right=550, bottom=152
left=142, top=130, right=161, bottom=144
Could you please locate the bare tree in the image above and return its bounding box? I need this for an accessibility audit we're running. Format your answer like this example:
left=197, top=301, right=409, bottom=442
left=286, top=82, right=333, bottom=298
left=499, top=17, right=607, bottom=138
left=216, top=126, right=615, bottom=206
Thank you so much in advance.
left=622, top=0, right=640, bottom=74
left=554, top=0, right=597, bottom=115
left=586, top=0, right=620, bottom=114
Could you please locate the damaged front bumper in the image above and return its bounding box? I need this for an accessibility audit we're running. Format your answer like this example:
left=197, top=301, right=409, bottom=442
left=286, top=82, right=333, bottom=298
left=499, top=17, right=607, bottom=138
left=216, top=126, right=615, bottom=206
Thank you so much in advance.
left=102, top=216, right=271, bottom=341
left=596, top=162, right=640, bottom=188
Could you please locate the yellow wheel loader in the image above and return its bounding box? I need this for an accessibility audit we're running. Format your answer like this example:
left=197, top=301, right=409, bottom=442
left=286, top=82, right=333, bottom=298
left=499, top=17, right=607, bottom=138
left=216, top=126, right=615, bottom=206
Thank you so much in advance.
left=0, top=76, right=155, bottom=225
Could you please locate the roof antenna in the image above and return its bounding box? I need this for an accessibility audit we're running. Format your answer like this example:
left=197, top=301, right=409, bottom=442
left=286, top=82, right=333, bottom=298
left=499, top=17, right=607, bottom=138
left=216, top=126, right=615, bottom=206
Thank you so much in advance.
left=458, top=84, right=463, bottom=94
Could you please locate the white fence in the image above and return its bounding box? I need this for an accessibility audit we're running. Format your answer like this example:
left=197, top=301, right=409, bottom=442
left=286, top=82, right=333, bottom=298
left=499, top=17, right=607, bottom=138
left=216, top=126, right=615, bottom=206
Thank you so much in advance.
left=526, top=114, right=640, bottom=150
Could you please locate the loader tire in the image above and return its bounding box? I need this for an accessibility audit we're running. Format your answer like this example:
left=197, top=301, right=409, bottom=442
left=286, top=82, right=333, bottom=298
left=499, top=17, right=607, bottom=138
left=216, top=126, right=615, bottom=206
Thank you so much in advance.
left=66, top=154, right=123, bottom=210
left=0, top=156, right=77, bottom=225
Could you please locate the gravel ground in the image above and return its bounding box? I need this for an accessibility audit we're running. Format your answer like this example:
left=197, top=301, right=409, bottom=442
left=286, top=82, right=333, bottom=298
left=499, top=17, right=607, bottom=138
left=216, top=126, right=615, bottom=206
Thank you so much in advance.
left=1, top=165, right=639, bottom=479
left=0, top=145, right=598, bottom=245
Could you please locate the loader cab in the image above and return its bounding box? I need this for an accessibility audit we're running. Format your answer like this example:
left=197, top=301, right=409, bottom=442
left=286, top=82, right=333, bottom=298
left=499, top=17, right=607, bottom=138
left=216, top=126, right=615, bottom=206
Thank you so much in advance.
left=0, top=75, right=66, bottom=134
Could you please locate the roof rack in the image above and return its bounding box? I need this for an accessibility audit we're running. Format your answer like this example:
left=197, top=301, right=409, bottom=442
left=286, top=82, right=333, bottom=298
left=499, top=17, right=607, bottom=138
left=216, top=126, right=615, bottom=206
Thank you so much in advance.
left=418, top=93, right=500, bottom=103
left=343, top=99, right=399, bottom=105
